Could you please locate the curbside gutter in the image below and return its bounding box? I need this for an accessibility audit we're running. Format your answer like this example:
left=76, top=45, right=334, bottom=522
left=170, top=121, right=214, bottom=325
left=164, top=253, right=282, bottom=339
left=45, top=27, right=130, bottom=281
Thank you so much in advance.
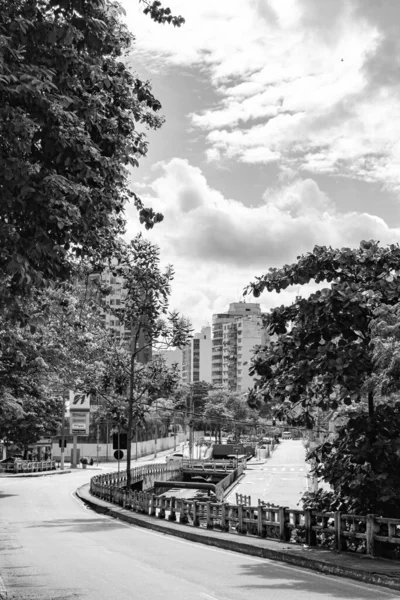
left=76, top=483, right=400, bottom=593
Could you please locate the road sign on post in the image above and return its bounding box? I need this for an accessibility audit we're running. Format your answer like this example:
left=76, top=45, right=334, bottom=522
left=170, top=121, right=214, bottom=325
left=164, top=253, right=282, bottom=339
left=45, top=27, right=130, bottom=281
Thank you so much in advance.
left=69, top=391, right=90, bottom=468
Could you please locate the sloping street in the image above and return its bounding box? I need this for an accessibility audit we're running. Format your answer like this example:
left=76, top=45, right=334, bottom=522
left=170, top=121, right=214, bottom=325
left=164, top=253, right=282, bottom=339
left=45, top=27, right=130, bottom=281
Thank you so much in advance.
left=0, top=469, right=397, bottom=600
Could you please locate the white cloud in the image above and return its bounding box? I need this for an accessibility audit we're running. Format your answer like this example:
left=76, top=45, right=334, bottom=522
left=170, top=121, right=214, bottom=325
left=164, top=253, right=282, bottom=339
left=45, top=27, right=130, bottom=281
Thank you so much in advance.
left=122, top=0, right=400, bottom=189
left=126, top=158, right=400, bottom=330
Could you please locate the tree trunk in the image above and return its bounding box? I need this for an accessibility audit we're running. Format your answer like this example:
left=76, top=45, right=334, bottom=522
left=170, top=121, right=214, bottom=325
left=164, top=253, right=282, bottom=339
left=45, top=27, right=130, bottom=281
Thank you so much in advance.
left=126, top=353, right=134, bottom=490
left=368, top=390, right=374, bottom=418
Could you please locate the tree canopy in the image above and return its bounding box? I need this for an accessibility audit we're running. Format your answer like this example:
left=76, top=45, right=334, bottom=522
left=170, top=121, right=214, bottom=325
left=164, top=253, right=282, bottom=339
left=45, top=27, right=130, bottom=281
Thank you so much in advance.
left=309, top=402, right=400, bottom=517
left=0, top=0, right=183, bottom=300
left=247, top=240, right=400, bottom=425
left=0, top=269, right=116, bottom=449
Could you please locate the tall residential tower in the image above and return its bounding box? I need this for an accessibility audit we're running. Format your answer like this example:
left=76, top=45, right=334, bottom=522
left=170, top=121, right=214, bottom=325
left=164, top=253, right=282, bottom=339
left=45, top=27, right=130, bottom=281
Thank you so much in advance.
left=181, top=326, right=212, bottom=385
left=212, top=302, right=266, bottom=391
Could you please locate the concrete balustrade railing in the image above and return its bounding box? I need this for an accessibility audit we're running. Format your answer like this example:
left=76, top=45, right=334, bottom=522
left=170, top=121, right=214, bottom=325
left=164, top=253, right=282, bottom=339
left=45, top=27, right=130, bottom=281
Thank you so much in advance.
left=90, top=466, right=400, bottom=559
left=1, top=460, right=56, bottom=474
left=92, top=461, right=182, bottom=493
left=182, top=458, right=245, bottom=472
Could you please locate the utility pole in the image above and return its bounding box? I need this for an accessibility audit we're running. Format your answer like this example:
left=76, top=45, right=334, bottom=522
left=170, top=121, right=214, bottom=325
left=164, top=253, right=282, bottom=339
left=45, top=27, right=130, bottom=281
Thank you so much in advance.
left=173, top=409, right=177, bottom=451
left=154, top=398, right=158, bottom=459
left=96, top=424, right=100, bottom=466
left=189, top=390, right=194, bottom=459
left=117, top=426, right=121, bottom=475
left=106, top=421, right=109, bottom=462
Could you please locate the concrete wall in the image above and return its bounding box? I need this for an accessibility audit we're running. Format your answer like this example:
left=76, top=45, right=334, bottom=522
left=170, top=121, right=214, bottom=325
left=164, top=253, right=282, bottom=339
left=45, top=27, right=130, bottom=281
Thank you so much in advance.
left=52, top=431, right=204, bottom=462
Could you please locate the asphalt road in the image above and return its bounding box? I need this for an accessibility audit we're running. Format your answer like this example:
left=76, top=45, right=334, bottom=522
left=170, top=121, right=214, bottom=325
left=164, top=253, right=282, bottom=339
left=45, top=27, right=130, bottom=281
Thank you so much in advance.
left=0, top=469, right=398, bottom=600
left=227, top=440, right=310, bottom=507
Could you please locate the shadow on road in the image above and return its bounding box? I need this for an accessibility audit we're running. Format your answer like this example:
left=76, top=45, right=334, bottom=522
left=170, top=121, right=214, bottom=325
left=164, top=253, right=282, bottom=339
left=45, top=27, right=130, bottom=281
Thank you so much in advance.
left=27, top=517, right=129, bottom=534
left=0, top=491, right=18, bottom=499
left=235, top=561, right=397, bottom=599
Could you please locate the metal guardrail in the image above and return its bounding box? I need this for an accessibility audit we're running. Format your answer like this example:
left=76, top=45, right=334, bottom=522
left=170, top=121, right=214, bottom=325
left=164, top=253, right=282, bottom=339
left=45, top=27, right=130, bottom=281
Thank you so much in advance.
left=1, top=460, right=56, bottom=473
left=90, top=465, right=400, bottom=559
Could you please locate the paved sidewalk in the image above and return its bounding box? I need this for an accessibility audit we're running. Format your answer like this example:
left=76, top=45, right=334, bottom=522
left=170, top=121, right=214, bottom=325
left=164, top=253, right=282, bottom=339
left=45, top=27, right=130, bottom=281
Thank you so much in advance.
left=76, top=483, right=400, bottom=593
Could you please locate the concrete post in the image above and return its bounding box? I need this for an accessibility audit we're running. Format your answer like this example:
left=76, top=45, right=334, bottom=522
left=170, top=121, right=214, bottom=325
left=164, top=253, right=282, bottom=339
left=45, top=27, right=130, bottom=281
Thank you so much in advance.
left=206, top=502, right=213, bottom=529
left=304, top=508, right=316, bottom=546
left=257, top=501, right=264, bottom=537
left=158, top=496, right=166, bottom=519
left=238, top=504, right=245, bottom=534
left=334, top=511, right=342, bottom=551
left=168, top=497, right=177, bottom=521
left=279, top=506, right=288, bottom=542
left=150, top=494, right=156, bottom=516
left=180, top=501, right=189, bottom=524
left=192, top=501, right=199, bottom=527
left=221, top=503, right=228, bottom=532
left=366, top=514, right=377, bottom=556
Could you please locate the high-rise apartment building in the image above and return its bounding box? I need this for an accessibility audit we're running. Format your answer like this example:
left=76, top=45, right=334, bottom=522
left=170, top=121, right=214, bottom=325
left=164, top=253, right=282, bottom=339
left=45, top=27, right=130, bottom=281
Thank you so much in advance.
left=212, top=302, right=265, bottom=391
left=90, top=269, right=152, bottom=363
left=181, top=326, right=212, bottom=384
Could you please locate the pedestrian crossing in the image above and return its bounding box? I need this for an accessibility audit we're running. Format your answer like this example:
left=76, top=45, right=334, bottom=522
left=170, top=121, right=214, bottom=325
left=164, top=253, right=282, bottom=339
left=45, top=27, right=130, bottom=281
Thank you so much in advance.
left=261, top=466, right=305, bottom=472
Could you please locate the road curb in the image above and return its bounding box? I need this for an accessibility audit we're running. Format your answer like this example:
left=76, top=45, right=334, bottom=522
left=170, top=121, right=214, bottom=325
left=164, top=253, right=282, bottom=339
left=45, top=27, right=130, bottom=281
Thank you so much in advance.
left=0, top=469, right=72, bottom=478
left=76, top=484, right=400, bottom=593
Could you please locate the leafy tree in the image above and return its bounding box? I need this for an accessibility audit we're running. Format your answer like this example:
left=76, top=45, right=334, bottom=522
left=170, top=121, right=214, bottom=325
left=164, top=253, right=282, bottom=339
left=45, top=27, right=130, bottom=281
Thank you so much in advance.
left=202, top=388, right=257, bottom=442
left=247, top=240, right=400, bottom=425
left=0, top=0, right=184, bottom=300
left=140, top=0, right=185, bottom=26
left=191, top=380, right=213, bottom=413
left=247, top=240, right=400, bottom=515
left=308, top=403, right=400, bottom=517
left=0, top=269, right=118, bottom=451
left=95, top=354, right=180, bottom=441
left=203, top=391, right=233, bottom=443
left=0, top=396, right=62, bottom=457
left=369, top=303, right=400, bottom=397
left=111, top=235, right=192, bottom=488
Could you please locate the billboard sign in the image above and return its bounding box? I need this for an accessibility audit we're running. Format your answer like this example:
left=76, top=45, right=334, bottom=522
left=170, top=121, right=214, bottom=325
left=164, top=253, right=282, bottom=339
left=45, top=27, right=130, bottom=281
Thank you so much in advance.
left=70, top=412, right=89, bottom=436
left=69, top=391, right=90, bottom=412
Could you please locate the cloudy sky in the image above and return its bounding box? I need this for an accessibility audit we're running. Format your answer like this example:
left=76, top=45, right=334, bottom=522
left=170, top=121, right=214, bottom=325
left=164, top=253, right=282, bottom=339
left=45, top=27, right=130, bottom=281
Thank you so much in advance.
left=121, top=0, right=400, bottom=330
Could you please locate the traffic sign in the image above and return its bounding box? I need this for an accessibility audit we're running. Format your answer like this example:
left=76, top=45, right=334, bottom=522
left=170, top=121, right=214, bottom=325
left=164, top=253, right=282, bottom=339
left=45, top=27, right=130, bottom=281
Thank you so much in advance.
left=112, top=433, right=127, bottom=450
left=114, top=450, right=124, bottom=460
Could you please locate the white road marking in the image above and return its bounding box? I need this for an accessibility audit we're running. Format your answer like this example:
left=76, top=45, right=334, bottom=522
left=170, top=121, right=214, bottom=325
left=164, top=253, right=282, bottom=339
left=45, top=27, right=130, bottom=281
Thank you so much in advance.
left=199, top=593, right=224, bottom=600
left=71, top=490, right=90, bottom=509
left=0, top=574, right=7, bottom=598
